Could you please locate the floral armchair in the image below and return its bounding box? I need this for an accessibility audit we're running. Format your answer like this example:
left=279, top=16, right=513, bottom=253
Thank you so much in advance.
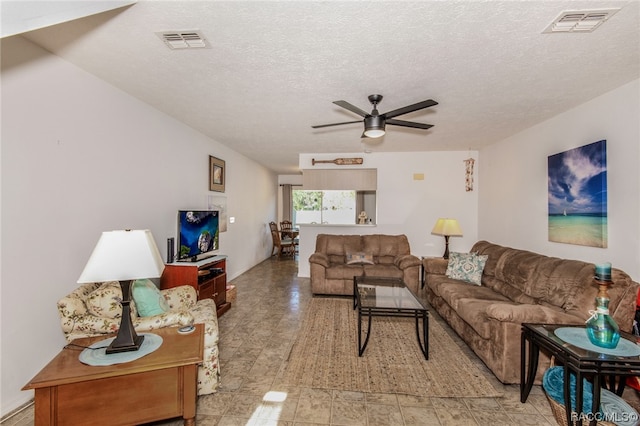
left=57, top=281, right=220, bottom=395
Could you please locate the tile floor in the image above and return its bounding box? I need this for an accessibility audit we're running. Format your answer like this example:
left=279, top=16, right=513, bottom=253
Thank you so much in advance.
left=6, top=256, right=638, bottom=425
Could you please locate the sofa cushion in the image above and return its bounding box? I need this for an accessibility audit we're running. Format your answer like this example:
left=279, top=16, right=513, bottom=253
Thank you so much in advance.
left=85, top=281, right=137, bottom=319
left=363, top=264, right=404, bottom=279
left=446, top=252, right=488, bottom=285
left=346, top=252, right=374, bottom=265
left=454, top=298, right=499, bottom=339
left=434, top=279, right=510, bottom=311
left=484, top=302, right=582, bottom=324
left=362, top=234, right=411, bottom=257
left=132, top=279, right=170, bottom=317
left=326, top=263, right=364, bottom=280
left=322, top=234, right=363, bottom=256
left=471, top=241, right=510, bottom=278
left=162, top=285, right=198, bottom=310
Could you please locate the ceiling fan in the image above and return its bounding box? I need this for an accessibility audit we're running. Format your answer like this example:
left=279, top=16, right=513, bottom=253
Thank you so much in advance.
left=312, top=94, right=438, bottom=138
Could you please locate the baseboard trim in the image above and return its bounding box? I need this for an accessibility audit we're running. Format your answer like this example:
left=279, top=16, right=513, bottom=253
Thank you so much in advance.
left=1, top=400, right=34, bottom=424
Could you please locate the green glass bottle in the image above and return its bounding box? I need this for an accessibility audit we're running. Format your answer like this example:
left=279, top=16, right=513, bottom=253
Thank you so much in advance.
left=586, top=293, right=620, bottom=349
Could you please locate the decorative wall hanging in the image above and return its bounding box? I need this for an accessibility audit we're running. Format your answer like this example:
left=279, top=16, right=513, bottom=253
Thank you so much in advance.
left=312, top=158, right=363, bottom=166
left=547, top=140, right=607, bottom=248
left=464, top=158, right=475, bottom=191
left=209, top=156, right=225, bottom=192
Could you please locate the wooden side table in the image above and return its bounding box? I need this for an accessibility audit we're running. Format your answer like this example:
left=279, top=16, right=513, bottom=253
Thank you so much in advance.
left=23, top=325, right=204, bottom=426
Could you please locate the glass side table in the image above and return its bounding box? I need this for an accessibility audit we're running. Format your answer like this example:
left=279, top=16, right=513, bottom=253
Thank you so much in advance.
left=521, top=323, right=640, bottom=426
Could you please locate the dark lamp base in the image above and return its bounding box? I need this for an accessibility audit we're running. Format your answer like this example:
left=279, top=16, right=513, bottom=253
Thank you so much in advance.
left=442, top=235, right=451, bottom=259
left=106, top=280, right=144, bottom=354
left=106, top=335, right=145, bottom=354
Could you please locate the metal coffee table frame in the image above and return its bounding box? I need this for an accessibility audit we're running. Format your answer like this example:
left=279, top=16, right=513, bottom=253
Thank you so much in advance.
left=353, top=276, right=429, bottom=360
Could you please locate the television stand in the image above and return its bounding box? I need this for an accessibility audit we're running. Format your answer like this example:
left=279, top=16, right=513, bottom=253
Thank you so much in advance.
left=161, top=255, right=231, bottom=317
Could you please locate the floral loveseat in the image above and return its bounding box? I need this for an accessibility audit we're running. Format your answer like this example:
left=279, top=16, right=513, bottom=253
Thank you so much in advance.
left=57, top=281, right=220, bottom=395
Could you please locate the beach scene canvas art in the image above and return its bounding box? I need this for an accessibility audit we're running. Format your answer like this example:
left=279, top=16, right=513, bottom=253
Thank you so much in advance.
left=548, top=140, right=607, bottom=248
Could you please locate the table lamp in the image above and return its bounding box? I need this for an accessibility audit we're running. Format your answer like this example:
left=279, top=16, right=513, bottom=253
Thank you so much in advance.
left=78, top=229, right=165, bottom=354
left=431, top=218, right=463, bottom=259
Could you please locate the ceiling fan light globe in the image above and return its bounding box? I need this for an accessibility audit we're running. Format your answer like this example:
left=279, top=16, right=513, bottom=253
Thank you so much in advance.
left=363, top=129, right=385, bottom=138
left=364, top=115, right=385, bottom=138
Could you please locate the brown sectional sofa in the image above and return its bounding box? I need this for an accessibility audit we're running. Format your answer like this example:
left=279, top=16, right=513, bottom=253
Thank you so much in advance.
left=309, top=234, right=421, bottom=295
left=423, top=240, right=640, bottom=384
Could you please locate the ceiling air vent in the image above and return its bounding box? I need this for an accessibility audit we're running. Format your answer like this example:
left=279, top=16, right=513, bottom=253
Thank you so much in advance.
left=542, top=8, right=620, bottom=33
left=157, top=30, right=210, bottom=49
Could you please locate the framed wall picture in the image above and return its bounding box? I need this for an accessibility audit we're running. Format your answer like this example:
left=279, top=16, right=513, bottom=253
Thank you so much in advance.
left=548, top=140, right=607, bottom=248
left=209, top=156, right=225, bottom=192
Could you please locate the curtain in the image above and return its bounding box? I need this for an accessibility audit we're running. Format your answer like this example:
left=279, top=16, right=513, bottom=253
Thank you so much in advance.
left=282, top=184, right=292, bottom=222
left=355, top=191, right=365, bottom=223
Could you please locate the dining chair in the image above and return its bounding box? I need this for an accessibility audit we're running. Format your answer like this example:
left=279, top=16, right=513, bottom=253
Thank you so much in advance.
left=269, top=221, right=294, bottom=257
left=280, top=220, right=300, bottom=254
left=280, top=220, right=292, bottom=239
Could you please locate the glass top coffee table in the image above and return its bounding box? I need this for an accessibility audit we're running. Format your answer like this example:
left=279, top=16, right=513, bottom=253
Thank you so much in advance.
left=353, top=276, right=429, bottom=359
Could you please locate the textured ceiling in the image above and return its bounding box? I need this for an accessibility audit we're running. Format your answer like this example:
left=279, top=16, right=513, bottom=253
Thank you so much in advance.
left=18, top=0, right=640, bottom=174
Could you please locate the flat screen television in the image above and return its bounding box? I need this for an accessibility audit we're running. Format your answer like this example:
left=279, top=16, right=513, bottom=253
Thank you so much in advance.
left=177, top=210, right=219, bottom=262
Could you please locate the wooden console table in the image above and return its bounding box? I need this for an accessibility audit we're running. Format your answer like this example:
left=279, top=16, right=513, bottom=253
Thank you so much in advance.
left=23, top=325, right=204, bottom=426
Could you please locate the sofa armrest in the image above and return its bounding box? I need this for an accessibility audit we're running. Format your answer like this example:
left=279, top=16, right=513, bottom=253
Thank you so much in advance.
left=423, top=257, right=449, bottom=275
left=190, top=298, right=220, bottom=346
left=394, top=254, right=421, bottom=270
left=309, top=253, right=330, bottom=268
left=485, top=303, right=583, bottom=325
left=161, top=285, right=197, bottom=310
left=133, top=310, right=194, bottom=332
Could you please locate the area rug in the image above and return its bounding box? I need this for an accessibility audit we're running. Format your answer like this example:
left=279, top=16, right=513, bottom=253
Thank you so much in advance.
left=279, top=297, right=503, bottom=398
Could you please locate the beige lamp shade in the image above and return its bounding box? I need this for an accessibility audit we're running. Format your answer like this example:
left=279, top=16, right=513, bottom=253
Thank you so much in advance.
left=431, top=218, right=463, bottom=237
left=78, top=229, right=165, bottom=283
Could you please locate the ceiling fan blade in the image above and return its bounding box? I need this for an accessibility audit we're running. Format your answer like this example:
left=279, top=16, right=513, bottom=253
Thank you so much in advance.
left=333, top=101, right=369, bottom=117
left=311, top=120, right=362, bottom=129
left=386, top=118, right=434, bottom=130
left=383, top=99, right=438, bottom=119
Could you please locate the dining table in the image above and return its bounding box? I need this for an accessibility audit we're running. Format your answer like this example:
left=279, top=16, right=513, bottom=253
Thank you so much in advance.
left=281, top=228, right=299, bottom=240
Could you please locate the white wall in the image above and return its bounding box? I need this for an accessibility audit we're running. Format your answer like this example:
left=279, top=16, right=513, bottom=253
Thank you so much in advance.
left=479, top=79, right=640, bottom=280
left=297, top=151, right=479, bottom=277
left=1, top=36, right=277, bottom=415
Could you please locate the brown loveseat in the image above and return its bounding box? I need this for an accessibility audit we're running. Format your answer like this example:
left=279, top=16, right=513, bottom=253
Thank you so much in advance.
left=423, top=240, right=640, bottom=384
left=309, top=234, right=421, bottom=295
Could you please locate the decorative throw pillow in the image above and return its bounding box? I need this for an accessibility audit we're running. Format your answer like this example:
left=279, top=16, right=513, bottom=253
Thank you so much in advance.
left=345, top=252, right=375, bottom=265
left=132, top=279, right=170, bottom=317
left=445, top=252, right=488, bottom=285
left=85, top=281, right=133, bottom=319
